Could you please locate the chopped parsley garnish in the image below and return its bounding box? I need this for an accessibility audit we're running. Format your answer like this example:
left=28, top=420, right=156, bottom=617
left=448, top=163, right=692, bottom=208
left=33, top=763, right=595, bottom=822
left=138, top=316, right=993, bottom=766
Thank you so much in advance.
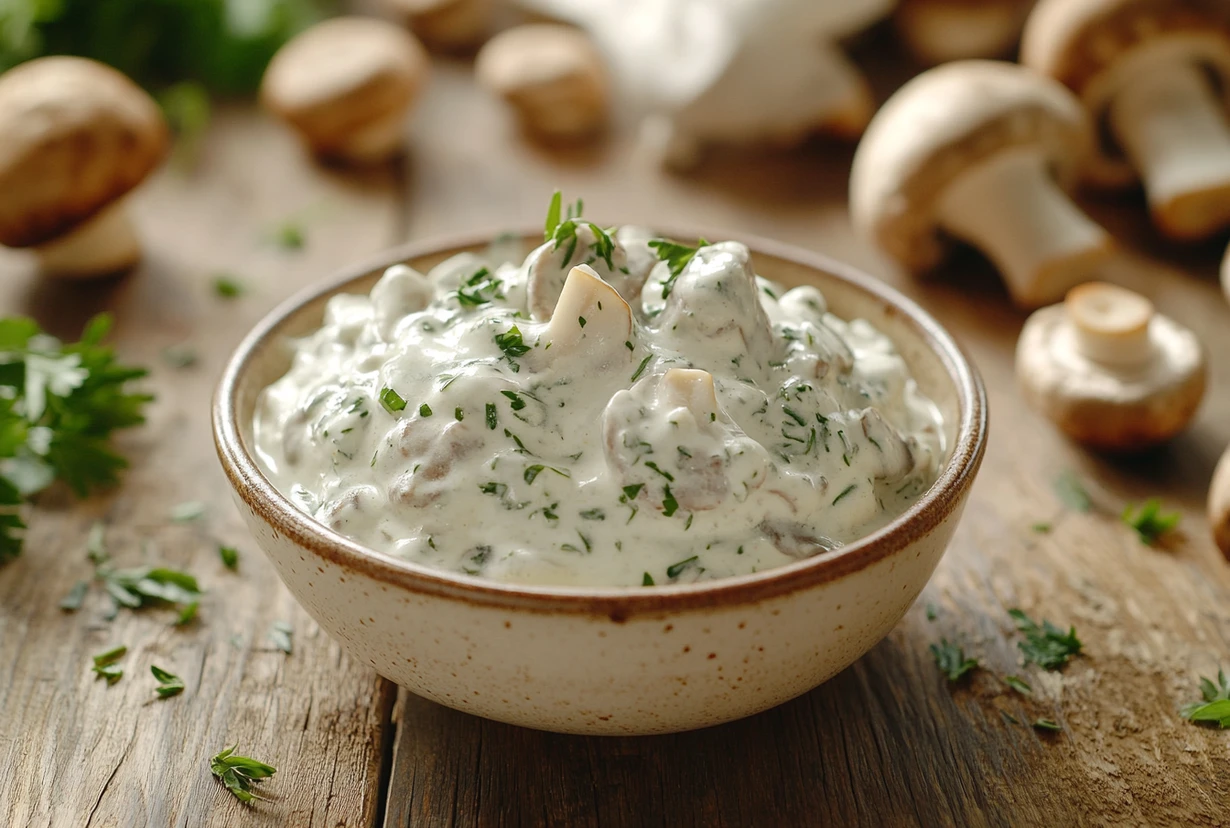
left=782, top=406, right=806, bottom=427
left=1009, top=609, right=1082, bottom=670
left=379, top=386, right=407, bottom=414
left=212, top=274, right=246, bottom=298
left=480, top=481, right=508, bottom=497
left=580, top=508, right=605, bottom=520
left=268, top=621, right=293, bottom=654
left=1032, top=718, right=1062, bottom=732
left=661, top=486, right=679, bottom=517
left=273, top=221, right=306, bottom=250
left=418, top=403, right=433, bottom=418
left=455, top=267, right=503, bottom=308
left=151, top=665, right=185, bottom=698
left=666, top=556, right=698, bottom=578
left=930, top=639, right=978, bottom=682
left=501, top=390, right=527, bottom=411
left=648, top=238, right=709, bottom=299
left=1181, top=669, right=1230, bottom=728
left=495, top=326, right=531, bottom=358
left=630, top=355, right=653, bottom=383
left=578, top=316, right=587, bottom=328
left=218, top=545, right=239, bottom=571
left=161, top=343, right=198, bottom=369
left=485, top=402, right=498, bottom=430
left=1121, top=499, right=1180, bottom=545
left=92, top=645, right=127, bottom=684
left=524, top=465, right=544, bottom=484
left=644, top=461, right=674, bottom=481
left=1003, top=675, right=1032, bottom=695
left=170, top=500, right=206, bottom=522
left=620, top=484, right=643, bottom=502
left=1053, top=471, right=1093, bottom=513
left=642, top=572, right=655, bottom=586
left=210, top=745, right=277, bottom=804
left=832, top=484, right=857, bottom=506
left=542, top=191, right=615, bottom=268
left=455, top=407, right=464, bottom=421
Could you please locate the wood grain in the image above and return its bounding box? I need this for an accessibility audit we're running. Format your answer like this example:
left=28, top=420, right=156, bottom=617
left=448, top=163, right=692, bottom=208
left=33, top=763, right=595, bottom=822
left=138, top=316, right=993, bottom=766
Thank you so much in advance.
left=0, top=107, right=403, bottom=827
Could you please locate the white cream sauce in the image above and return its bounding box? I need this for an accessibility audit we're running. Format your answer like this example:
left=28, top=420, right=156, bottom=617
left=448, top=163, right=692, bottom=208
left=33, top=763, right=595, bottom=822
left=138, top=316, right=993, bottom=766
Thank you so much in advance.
left=255, top=225, right=945, bottom=587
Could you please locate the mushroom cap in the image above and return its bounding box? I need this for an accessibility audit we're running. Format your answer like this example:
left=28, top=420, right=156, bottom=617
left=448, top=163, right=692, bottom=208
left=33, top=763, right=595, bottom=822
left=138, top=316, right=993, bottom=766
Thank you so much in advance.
left=383, top=0, right=492, bottom=49
left=1021, top=0, right=1230, bottom=187
left=261, top=17, right=429, bottom=155
left=1210, top=445, right=1230, bottom=558
left=850, top=60, right=1094, bottom=274
left=1015, top=294, right=1206, bottom=450
left=895, top=0, right=1036, bottom=65
left=0, top=56, right=168, bottom=249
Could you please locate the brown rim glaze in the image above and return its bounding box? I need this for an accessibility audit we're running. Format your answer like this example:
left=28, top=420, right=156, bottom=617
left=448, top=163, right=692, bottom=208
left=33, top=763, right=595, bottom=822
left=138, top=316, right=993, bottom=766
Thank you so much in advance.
left=213, top=230, right=988, bottom=616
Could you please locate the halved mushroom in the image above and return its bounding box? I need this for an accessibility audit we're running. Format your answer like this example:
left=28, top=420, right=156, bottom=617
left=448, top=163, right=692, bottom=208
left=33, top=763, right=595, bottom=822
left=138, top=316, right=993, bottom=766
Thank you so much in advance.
left=895, top=0, right=1037, bottom=65
left=851, top=60, right=1114, bottom=309
left=0, top=57, right=169, bottom=279
left=383, top=415, right=482, bottom=506
left=1022, top=0, right=1230, bottom=239
left=261, top=17, right=429, bottom=164
left=475, top=24, right=608, bottom=142
left=1016, top=282, right=1206, bottom=450
left=537, top=265, right=635, bottom=372
left=1210, top=446, right=1230, bottom=559
left=383, top=0, right=492, bottom=50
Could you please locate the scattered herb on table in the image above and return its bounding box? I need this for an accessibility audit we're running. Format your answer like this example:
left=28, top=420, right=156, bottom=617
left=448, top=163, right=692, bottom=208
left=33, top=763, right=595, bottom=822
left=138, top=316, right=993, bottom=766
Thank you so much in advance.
left=210, top=745, right=278, bottom=804
left=218, top=545, right=239, bottom=571
left=269, top=621, right=293, bottom=654
left=1003, top=675, right=1033, bottom=696
left=273, top=222, right=306, bottom=250
left=1180, top=669, right=1230, bottom=729
left=925, top=603, right=938, bottom=622
left=1053, top=471, right=1093, bottom=513
left=92, top=645, right=127, bottom=684
left=1032, top=718, right=1062, bottom=732
left=151, top=665, right=185, bottom=698
left=170, top=500, right=206, bottom=522
left=1121, top=499, right=1181, bottom=546
left=1031, top=522, right=1052, bottom=534
left=88, top=523, right=203, bottom=619
left=1009, top=609, right=1082, bottom=670
left=60, top=580, right=88, bottom=611
left=175, top=601, right=199, bottom=626
left=0, top=314, right=152, bottom=562
left=161, top=343, right=198, bottom=369
left=930, top=638, right=978, bottom=682
left=212, top=274, right=246, bottom=299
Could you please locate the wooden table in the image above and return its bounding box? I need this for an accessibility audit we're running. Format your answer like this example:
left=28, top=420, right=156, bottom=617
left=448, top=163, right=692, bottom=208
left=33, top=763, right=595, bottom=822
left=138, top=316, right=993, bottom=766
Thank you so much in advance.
left=2, top=47, right=1229, bottom=828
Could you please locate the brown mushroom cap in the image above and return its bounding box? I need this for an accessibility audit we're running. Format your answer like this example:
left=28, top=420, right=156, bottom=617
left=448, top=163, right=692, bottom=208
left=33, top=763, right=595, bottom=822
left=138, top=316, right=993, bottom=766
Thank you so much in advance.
left=261, top=17, right=429, bottom=157
left=0, top=56, right=168, bottom=249
left=384, top=0, right=492, bottom=49
left=896, top=0, right=1036, bottom=64
left=1015, top=289, right=1206, bottom=450
left=1021, top=0, right=1230, bottom=187
left=850, top=60, right=1093, bottom=274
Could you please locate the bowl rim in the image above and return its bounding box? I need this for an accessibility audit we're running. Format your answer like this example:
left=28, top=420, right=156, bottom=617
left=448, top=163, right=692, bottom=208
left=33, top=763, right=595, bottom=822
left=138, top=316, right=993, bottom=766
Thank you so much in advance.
left=213, top=229, right=988, bottom=616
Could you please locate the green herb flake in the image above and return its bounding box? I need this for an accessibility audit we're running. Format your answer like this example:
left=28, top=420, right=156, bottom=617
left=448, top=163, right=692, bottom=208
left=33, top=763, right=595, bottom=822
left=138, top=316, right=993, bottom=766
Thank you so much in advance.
left=174, top=601, right=199, bottom=627
left=620, top=484, right=644, bottom=502
left=269, top=621, right=293, bottom=654
left=580, top=508, right=605, bottom=521
left=832, top=484, right=857, bottom=506
left=161, top=344, right=198, bottom=369
left=418, top=403, right=433, bottom=418
left=218, top=545, right=239, bottom=571
left=1032, top=718, right=1062, bottom=732
left=455, top=407, right=464, bottom=421
left=379, top=387, right=407, bottom=415
left=925, top=603, right=938, bottom=621
left=1004, top=675, right=1033, bottom=695
left=1121, top=499, right=1181, bottom=545
left=578, top=316, right=587, bottom=329
left=170, top=501, right=206, bottom=522
left=151, top=664, right=185, bottom=699
left=630, top=355, right=653, bottom=383
left=929, top=638, right=978, bottom=682
left=524, top=465, right=544, bottom=484
left=486, top=402, right=498, bottom=430
left=544, top=190, right=563, bottom=239
left=210, top=745, right=277, bottom=804
left=495, top=326, right=531, bottom=358
left=212, top=274, right=246, bottom=299
left=1009, top=609, right=1082, bottom=670
left=1180, top=669, right=1230, bottom=728
left=60, top=580, right=88, bottom=612
left=649, top=238, right=710, bottom=298
left=480, top=481, right=508, bottom=498
left=661, top=486, right=679, bottom=517
left=667, top=556, right=698, bottom=578
left=1031, top=522, right=1052, bottom=534
left=1053, top=471, right=1093, bottom=513
left=642, top=572, right=655, bottom=587
left=501, top=390, right=527, bottom=411
left=92, top=645, right=127, bottom=684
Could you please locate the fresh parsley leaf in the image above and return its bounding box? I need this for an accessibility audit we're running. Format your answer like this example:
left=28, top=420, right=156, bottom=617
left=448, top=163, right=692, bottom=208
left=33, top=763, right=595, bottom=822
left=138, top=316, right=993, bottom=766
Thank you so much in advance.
left=60, top=580, right=88, bottom=611
left=929, top=638, right=978, bottom=682
left=924, top=603, right=938, bottom=621
left=418, top=403, right=432, bottom=418
left=170, top=500, right=206, bottom=522
left=649, top=238, right=709, bottom=299
left=495, top=326, right=531, bottom=358
left=485, top=403, right=498, bottom=430
left=379, top=387, right=406, bottom=415
left=210, top=745, right=277, bottom=804
left=218, top=545, right=239, bottom=570
left=500, top=390, right=526, bottom=411
left=1009, top=609, right=1082, bottom=670
left=91, top=535, right=203, bottom=619
left=269, top=621, right=293, bottom=654
left=274, top=222, right=306, bottom=250
left=454, top=267, right=503, bottom=308
left=1003, top=675, right=1033, bottom=695
left=666, top=555, right=697, bottom=578
left=161, top=343, right=198, bottom=369
left=543, top=191, right=614, bottom=269
left=661, top=485, right=679, bottom=517
left=175, top=601, right=199, bottom=626
left=832, top=484, right=857, bottom=505
left=579, top=508, right=605, bottom=521
left=630, top=355, right=653, bottom=383
left=92, top=645, right=127, bottom=684
left=1121, top=499, right=1181, bottom=545
left=151, top=664, right=185, bottom=698
left=1181, top=669, right=1230, bottom=728
left=544, top=190, right=563, bottom=239
left=1032, top=718, right=1062, bottom=732
left=212, top=274, right=246, bottom=298
left=620, top=484, right=644, bottom=502
left=642, top=572, right=654, bottom=586
left=1053, top=471, right=1093, bottom=513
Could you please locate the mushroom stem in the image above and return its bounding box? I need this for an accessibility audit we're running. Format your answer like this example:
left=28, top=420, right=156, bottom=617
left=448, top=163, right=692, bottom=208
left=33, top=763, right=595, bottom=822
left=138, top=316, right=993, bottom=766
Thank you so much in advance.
left=1210, top=446, right=1230, bottom=559
left=1108, top=60, right=1230, bottom=240
left=1065, top=283, right=1155, bottom=368
left=936, top=149, right=1112, bottom=307
left=34, top=200, right=141, bottom=280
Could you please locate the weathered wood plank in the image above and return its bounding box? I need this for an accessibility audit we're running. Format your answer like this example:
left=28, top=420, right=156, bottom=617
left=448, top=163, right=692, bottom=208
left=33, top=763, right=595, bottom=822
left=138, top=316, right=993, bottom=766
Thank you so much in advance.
left=0, top=105, right=404, bottom=827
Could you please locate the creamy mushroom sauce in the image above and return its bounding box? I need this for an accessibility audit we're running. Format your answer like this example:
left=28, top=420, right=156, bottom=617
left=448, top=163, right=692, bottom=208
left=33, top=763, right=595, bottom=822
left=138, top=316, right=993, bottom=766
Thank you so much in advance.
left=255, top=226, right=945, bottom=587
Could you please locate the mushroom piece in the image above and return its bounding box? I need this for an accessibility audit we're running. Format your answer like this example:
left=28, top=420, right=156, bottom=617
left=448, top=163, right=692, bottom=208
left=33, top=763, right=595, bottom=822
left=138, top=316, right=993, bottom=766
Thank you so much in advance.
left=1021, top=0, right=1230, bottom=240
left=0, top=57, right=168, bottom=279
left=895, top=0, right=1038, bottom=65
left=1015, top=282, right=1206, bottom=450
left=1210, top=446, right=1230, bottom=559
left=382, top=0, right=492, bottom=50
left=261, top=17, right=429, bottom=164
left=850, top=60, right=1114, bottom=309
left=475, top=24, right=608, bottom=143
left=537, top=265, right=635, bottom=372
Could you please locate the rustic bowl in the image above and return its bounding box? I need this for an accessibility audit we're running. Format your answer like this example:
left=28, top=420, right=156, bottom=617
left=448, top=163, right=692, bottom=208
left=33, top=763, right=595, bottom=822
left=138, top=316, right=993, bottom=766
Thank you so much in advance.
left=213, top=231, right=988, bottom=736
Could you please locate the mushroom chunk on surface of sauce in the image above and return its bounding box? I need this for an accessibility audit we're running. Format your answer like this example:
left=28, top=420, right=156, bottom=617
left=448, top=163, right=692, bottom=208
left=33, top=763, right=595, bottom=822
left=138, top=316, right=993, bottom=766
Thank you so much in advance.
left=850, top=60, right=1113, bottom=309
left=1015, top=282, right=1206, bottom=451
left=254, top=206, right=945, bottom=588
left=1022, top=0, right=1230, bottom=240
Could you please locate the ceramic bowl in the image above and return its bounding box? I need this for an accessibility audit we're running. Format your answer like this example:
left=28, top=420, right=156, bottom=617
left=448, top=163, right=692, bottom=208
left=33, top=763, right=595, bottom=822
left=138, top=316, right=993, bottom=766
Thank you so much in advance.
left=213, top=231, right=988, bottom=736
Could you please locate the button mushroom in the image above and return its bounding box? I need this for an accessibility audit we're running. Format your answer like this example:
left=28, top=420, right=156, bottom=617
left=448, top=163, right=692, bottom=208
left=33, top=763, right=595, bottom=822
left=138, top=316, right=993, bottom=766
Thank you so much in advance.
left=1210, top=446, right=1230, bottom=559
left=1015, top=282, right=1206, bottom=450
left=0, top=56, right=168, bottom=279
left=382, top=0, right=492, bottom=50
left=475, top=24, right=608, bottom=142
left=1022, top=0, right=1230, bottom=240
left=261, top=17, right=429, bottom=164
left=895, top=0, right=1038, bottom=65
left=850, top=60, right=1114, bottom=308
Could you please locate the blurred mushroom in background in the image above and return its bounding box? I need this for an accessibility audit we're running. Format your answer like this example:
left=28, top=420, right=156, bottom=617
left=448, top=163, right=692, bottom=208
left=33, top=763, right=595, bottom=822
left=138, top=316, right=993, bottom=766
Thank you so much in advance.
left=1022, top=0, right=1230, bottom=241
left=510, top=0, right=894, bottom=168
left=1016, top=282, right=1206, bottom=451
left=1222, top=242, right=1230, bottom=305
left=261, top=16, right=429, bottom=165
left=1210, top=446, right=1230, bottom=559
left=476, top=24, right=608, bottom=142
left=382, top=0, right=493, bottom=51
left=850, top=60, right=1113, bottom=308
left=0, top=56, right=169, bottom=279
left=895, top=0, right=1037, bottom=65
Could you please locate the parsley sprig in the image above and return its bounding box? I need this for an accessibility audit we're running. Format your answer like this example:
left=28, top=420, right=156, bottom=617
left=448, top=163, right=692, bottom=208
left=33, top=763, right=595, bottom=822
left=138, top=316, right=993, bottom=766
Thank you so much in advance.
left=648, top=238, right=709, bottom=299
left=0, top=314, right=152, bottom=562
left=1181, top=669, right=1230, bottom=728
left=1009, top=609, right=1082, bottom=670
left=210, top=745, right=278, bottom=804
left=930, top=638, right=978, bottom=682
left=542, top=191, right=616, bottom=269
left=86, top=523, right=203, bottom=620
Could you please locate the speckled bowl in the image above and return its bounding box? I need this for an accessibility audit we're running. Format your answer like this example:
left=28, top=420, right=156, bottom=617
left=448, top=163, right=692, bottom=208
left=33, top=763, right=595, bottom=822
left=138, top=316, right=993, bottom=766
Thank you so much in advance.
left=213, top=231, right=987, bottom=735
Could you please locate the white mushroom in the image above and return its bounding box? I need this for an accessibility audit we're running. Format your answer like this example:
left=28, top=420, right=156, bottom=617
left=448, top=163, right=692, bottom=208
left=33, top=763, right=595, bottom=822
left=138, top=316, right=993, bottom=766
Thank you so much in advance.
left=370, top=264, right=433, bottom=341
left=475, top=24, right=608, bottom=142
left=850, top=60, right=1114, bottom=308
left=1210, top=446, right=1230, bottom=559
left=0, top=57, right=168, bottom=279
left=1022, top=0, right=1230, bottom=240
left=261, top=17, right=429, bottom=164
left=382, top=0, right=492, bottom=50
left=895, top=0, right=1038, bottom=65
left=1015, top=282, right=1206, bottom=450
left=538, top=264, right=635, bottom=371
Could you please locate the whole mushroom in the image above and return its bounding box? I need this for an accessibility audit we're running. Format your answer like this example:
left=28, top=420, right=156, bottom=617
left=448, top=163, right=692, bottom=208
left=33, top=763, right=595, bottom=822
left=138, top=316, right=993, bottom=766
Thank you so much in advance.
left=475, top=24, right=609, bottom=142
left=382, top=0, right=492, bottom=50
left=0, top=57, right=168, bottom=279
left=1210, top=446, right=1230, bottom=559
left=895, top=0, right=1038, bottom=65
left=1022, top=0, right=1230, bottom=240
left=261, top=17, right=429, bottom=164
left=850, top=60, right=1113, bottom=308
left=1016, top=282, right=1206, bottom=450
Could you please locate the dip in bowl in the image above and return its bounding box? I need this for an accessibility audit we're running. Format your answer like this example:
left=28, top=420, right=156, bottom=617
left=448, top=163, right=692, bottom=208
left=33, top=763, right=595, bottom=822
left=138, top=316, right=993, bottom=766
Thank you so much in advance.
left=214, top=228, right=987, bottom=735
